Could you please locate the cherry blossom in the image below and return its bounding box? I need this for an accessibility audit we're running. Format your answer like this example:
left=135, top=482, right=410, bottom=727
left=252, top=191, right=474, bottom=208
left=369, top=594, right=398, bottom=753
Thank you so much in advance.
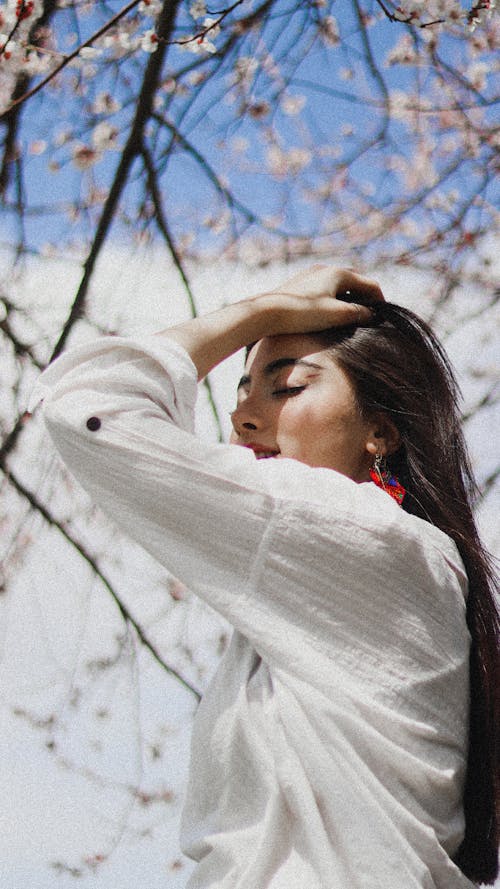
left=280, top=94, right=306, bottom=116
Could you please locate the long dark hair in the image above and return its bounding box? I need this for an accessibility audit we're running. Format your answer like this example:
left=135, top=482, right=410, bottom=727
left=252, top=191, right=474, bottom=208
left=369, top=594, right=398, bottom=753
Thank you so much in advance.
left=315, top=304, right=499, bottom=884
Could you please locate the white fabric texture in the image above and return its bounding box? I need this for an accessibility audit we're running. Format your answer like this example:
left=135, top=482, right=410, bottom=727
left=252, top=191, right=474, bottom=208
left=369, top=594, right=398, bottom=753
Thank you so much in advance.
left=33, top=334, right=474, bottom=889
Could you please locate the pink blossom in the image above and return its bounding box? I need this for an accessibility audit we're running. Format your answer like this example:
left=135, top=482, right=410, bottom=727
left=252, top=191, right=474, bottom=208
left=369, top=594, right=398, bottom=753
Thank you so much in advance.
left=319, top=15, right=339, bottom=46
left=140, top=29, right=159, bottom=53
left=71, top=143, right=100, bottom=170
left=281, top=94, right=306, bottom=116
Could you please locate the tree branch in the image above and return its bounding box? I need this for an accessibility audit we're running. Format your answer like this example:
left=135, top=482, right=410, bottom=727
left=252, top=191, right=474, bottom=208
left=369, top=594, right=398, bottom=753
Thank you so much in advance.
left=480, top=465, right=500, bottom=500
left=2, top=463, right=202, bottom=702
left=375, top=0, right=444, bottom=27
left=49, top=0, right=182, bottom=363
left=141, top=143, right=224, bottom=440
left=0, top=0, right=144, bottom=116
left=0, top=306, right=44, bottom=369
left=0, top=0, right=58, bottom=195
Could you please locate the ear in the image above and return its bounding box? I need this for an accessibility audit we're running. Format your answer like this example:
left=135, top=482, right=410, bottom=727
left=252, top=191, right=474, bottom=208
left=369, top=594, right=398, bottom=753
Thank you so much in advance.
left=365, top=412, right=401, bottom=458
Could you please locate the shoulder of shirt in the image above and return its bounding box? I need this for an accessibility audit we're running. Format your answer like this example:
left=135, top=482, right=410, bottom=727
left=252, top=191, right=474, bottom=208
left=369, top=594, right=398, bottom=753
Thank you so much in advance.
left=255, top=456, right=466, bottom=583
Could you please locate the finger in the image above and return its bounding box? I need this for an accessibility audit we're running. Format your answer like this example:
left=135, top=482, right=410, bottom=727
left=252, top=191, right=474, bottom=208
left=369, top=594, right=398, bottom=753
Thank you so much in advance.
left=334, top=302, right=376, bottom=327
left=336, top=271, right=385, bottom=304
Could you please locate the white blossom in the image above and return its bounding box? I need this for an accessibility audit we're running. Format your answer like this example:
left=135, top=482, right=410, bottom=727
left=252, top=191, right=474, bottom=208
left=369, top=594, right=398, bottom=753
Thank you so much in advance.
left=53, top=129, right=71, bottom=147
left=231, top=136, right=249, bottom=153
left=202, top=17, right=220, bottom=38
left=181, top=33, right=217, bottom=54
left=138, top=0, right=162, bottom=14
left=466, top=60, right=489, bottom=89
left=187, top=70, right=207, bottom=86
left=340, top=123, right=354, bottom=136
left=161, top=77, right=176, bottom=93
left=203, top=209, right=231, bottom=234
left=319, top=15, right=339, bottom=47
left=78, top=46, right=101, bottom=60
left=281, top=94, right=306, bottom=116
left=385, top=35, right=418, bottom=67
left=0, top=35, right=19, bottom=59
left=189, top=0, right=207, bottom=20
left=230, top=56, right=258, bottom=88
left=71, top=143, right=100, bottom=170
left=140, top=28, right=159, bottom=52
left=92, top=92, right=121, bottom=115
left=91, top=121, right=119, bottom=150
left=29, top=140, right=47, bottom=155
left=22, top=51, right=50, bottom=76
left=267, top=145, right=312, bottom=177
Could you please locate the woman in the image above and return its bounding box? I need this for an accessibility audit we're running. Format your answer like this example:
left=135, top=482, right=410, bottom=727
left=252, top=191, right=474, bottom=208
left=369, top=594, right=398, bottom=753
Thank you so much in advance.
left=34, top=266, right=499, bottom=888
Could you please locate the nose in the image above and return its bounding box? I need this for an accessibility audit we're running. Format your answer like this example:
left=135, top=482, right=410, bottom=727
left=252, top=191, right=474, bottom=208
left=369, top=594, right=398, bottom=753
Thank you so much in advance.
left=230, top=396, right=263, bottom=435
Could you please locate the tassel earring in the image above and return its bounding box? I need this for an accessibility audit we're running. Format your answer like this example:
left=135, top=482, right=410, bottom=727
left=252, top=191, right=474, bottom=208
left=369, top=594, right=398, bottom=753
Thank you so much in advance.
left=369, top=453, right=406, bottom=506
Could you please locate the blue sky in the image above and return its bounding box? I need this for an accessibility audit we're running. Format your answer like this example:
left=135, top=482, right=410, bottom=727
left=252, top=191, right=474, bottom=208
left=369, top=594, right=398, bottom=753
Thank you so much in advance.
left=2, top=0, right=497, bottom=259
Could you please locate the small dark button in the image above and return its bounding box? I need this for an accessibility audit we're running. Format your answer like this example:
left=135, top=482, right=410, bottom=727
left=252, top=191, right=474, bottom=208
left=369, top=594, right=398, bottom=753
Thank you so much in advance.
left=86, top=416, right=101, bottom=431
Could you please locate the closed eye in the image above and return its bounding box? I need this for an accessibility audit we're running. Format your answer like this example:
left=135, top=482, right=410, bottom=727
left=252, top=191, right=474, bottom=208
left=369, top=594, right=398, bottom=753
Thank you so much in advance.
left=272, top=386, right=306, bottom=397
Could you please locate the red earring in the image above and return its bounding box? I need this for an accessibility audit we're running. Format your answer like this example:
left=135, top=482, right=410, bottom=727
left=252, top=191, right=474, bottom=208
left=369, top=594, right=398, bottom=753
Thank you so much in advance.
left=369, top=454, right=406, bottom=506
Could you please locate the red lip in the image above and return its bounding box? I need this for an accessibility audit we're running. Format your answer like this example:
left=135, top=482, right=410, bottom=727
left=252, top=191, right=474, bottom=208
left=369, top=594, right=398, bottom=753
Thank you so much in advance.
left=244, top=443, right=280, bottom=455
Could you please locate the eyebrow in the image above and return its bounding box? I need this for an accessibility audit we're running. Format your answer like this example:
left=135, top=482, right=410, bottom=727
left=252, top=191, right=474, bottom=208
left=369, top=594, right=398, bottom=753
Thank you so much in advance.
left=237, top=357, right=323, bottom=390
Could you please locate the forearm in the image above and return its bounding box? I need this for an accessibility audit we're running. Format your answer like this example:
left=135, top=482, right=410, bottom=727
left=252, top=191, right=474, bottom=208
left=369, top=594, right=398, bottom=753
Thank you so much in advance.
left=155, top=265, right=383, bottom=380
left=156, top=293, right=275, bottom=380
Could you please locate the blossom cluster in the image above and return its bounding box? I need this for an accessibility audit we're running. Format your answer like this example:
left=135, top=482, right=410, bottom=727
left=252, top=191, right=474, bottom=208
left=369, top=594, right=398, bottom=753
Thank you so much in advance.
left=0, top=0, right=43, bottom=58
left=0, top=0, right=497, bottom=274
left=380, top=0, right=496, bottom=27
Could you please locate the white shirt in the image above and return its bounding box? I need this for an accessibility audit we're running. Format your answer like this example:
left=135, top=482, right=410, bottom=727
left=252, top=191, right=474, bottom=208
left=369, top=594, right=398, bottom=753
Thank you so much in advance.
left=33, top=335, right=474, bottom=889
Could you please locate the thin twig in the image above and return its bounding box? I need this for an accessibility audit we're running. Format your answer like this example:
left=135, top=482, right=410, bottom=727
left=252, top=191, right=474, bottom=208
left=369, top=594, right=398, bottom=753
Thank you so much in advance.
left=141, top=143, right=224, bottom=440
left=374, top=0, right=444, bottom=27
left=166, top=0, right=244, bottom=48
left=0, top=0, right=144, bottom=117
left=0, top=314, right=44, bottom=368
left=480, top=465, right=500, bottom=499
left=2, top=463, right=203, bottom=702
left=0, top=0, right=58, bottom=195
left=49, top=0, right=182, bottom=362
left=462, top=385, right=499, bottom=424
left=0, top=1, right=28, bottom=57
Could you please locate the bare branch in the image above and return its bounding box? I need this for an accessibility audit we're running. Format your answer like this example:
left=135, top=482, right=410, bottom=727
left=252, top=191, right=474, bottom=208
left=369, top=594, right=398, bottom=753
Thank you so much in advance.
left=374, top=0, right=445, bottom=27
left=141, top=144, right=224, bottom=440
left=0, top=1, right=29, bottom=57
left=49, top=0, right=182, bottom=363
left=462, top=385, right=500, bottom=424
left=165, top=0, right=245, bottom=49
left=0, top=312, right=44, bottom=369
left=0, top=0, right=144, bottom=116
left=2, top=463, right=203, bottom=702
left=0, top=0, right=58, bottom=195
left=480, top=465, right=500, bottom=499
left=0, top=415, right=25, bottom=464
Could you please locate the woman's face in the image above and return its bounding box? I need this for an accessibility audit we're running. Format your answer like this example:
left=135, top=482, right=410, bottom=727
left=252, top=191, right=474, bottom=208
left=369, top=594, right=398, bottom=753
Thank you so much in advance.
left=230, top=334, right=377, bottom=482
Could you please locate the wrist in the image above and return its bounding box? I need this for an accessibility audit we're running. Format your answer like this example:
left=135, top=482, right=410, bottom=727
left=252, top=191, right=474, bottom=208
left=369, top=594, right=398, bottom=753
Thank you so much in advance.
left=156, top=292, right=276, bottom=380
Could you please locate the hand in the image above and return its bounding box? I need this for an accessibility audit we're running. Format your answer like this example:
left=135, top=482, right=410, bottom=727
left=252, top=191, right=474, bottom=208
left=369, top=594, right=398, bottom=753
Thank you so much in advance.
left=260, top=265, right=385, bottom=336
left=162, top=265, right=384, bottom=380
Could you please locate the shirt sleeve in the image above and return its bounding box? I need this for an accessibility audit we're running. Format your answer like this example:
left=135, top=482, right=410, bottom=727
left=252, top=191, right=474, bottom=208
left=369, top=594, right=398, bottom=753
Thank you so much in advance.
left=32, top=334, right=467, bottom=665
left=33, top=333, right=274, bottom=589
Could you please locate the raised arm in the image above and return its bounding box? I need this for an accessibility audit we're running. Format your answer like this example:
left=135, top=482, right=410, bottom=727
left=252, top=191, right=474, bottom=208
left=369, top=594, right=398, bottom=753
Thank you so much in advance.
left=161, top=265, right=383, bottom=379
left=32, top=265, right=386, bottom=660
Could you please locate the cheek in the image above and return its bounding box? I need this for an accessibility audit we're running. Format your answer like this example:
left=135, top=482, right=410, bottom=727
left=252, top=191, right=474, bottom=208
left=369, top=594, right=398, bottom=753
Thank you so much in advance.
left=280, top=398, right=363, bottom=449
left=278, top=400, right=335, bottom=442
